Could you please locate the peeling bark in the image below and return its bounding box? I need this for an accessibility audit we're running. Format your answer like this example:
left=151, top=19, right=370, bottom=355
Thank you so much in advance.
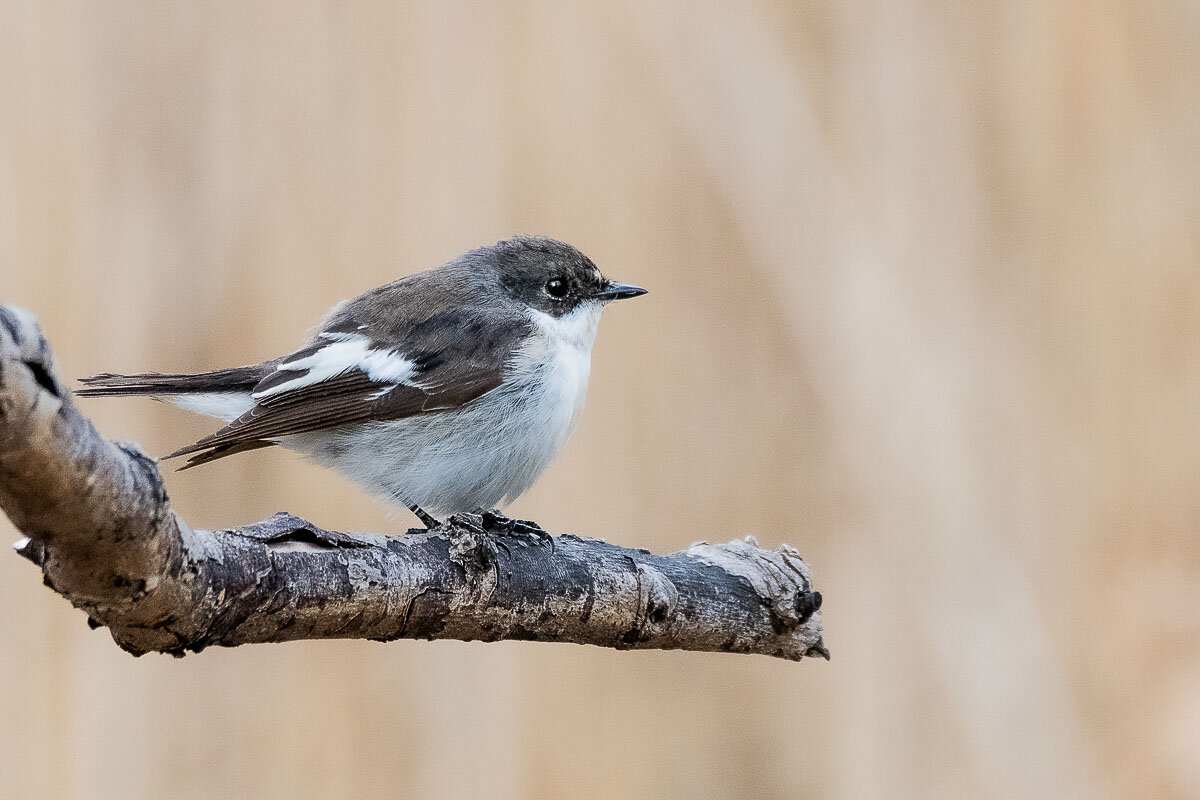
left=0, top=305, right=827, bottom=661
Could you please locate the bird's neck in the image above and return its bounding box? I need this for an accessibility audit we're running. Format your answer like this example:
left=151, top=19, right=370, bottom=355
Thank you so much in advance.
left=526, top=302, right=603, bottom=357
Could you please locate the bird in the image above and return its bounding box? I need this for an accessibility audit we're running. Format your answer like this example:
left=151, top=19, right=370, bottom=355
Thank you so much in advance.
left=77, top=235, right=646, bottom=528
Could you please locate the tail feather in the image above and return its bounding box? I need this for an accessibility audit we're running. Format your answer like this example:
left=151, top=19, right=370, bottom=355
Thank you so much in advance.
left=77, top=364, right=279, bottom=469
left=76, top=364, right=271, bottom=397
left=174, top=439, right=276, bottom=470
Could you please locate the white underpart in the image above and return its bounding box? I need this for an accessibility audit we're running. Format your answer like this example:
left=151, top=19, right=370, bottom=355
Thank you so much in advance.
left=286, top=300, right=604, bottom=515
left=166, top=392, right=254, bottom=422
left=253, top=333, right=418, bottom=399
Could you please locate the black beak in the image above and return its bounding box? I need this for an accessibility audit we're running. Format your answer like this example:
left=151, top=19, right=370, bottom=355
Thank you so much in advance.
left=594, top=282, right=648, bottom=301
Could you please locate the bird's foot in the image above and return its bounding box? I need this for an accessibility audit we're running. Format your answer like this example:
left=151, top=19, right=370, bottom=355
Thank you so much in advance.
left=408, top=504, right=441, bottom=530
left=479, top=509, right=551, bottom=541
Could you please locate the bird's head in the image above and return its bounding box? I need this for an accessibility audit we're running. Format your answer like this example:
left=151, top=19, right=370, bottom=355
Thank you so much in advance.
left=491, top=235, right=646, bottom=319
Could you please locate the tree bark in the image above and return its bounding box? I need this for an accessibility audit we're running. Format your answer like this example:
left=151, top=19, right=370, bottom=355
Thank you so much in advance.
left=0, top=304, right=827, bottom=661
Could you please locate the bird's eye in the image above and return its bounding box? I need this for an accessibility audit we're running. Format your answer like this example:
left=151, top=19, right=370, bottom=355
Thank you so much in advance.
left=545, top=278, right=569, bottom=298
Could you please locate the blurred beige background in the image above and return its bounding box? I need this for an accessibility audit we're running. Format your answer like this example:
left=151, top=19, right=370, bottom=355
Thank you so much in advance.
left=2, top=2, right=1198, bottom=798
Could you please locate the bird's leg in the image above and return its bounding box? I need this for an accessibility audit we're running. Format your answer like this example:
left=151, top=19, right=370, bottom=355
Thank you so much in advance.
left=408, top=504, right=441, bottom=530
left=479, top=509, right=551, bottom=540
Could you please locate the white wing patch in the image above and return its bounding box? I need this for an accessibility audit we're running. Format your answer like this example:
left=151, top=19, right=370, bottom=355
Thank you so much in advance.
left=252, top=334, right=418, bottom=400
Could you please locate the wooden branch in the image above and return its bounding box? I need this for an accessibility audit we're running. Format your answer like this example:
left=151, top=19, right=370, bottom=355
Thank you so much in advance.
left=0, top=304, right=827, bottom=661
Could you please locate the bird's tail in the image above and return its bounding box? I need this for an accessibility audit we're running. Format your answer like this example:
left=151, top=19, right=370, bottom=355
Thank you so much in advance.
left=76, top=364, right=270, bottom=397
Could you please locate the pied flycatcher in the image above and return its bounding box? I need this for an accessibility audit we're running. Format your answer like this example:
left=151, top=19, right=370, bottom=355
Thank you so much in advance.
left=78, top=236, right=646, bottom=526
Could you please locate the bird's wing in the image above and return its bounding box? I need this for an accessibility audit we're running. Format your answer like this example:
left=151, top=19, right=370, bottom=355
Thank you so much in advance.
left=168, top=301, right=531, bottom=469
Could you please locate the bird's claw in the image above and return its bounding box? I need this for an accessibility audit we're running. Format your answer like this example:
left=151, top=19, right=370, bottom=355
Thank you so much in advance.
left=479, top=509, right=551, bottom=541
left=452, top=514, right=486, bottom=537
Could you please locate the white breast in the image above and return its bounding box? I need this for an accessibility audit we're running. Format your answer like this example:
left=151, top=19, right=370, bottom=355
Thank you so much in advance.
left=514, top=301, right=602, bottom=448
left=288, top=301, right=604, bottom=515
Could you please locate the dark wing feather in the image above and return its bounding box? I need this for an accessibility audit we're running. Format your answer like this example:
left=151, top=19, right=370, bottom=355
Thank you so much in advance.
left=166, top=372, right=504, bottom=465
left=165, top=299, right=529, bottom=468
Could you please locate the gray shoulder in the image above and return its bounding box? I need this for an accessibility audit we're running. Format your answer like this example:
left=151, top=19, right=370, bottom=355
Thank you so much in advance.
left=319, top=264, right=534, bottom=370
